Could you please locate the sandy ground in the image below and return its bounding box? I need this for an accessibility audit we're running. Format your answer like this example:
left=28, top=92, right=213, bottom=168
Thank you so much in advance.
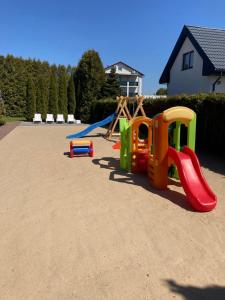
left=0, top=124, right=224, bottom=300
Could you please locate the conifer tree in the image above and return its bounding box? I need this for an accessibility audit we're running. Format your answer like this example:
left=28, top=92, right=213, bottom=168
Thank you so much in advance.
left=156, top=87, right=167, bottom=95
left=100, top=67, right=121, bottom=98
left=48, top=69, right=58, bottom=116
left=36, top=76, right=48, bottom=118
left=75, top=49, right=105, bottom=121
left=66, top=65, right=75, bottom=80
left=58, top=65, right=67, bottom=115
left=67, top=75, right=76, bottom=115
left=1, top=55, right=26, bottom=116
left=25, top=77, right=36, bottom=120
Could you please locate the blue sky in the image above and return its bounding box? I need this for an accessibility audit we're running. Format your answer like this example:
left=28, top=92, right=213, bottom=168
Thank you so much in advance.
left=1, top=0, right=225, bottom=94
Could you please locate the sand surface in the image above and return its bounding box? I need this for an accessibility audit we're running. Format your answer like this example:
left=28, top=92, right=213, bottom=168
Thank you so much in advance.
left=0, top=124, right=224, bottom=300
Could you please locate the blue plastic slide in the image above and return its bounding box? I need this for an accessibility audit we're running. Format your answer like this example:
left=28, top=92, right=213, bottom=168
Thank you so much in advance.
left=66, top=113, right=116, bottom=139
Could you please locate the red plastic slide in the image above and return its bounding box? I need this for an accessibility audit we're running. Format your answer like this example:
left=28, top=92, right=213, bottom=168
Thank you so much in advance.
left=168, top=146, right=217, bottom=212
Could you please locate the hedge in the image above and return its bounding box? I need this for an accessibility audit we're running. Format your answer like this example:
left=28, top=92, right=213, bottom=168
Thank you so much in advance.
left=90, top=94, right=225, bottom=156
left=0, top=116, right=5, bottom=126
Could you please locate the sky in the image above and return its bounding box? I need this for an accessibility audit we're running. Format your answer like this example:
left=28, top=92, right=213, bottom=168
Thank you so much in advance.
left=1, top=0, right=225, bottom=94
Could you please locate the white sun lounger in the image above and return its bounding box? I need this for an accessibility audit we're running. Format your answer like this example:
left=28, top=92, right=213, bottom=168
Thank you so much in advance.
left=67, top=114, right=76, bottom=123
left=76, top=119, right=81, bottom=124
left=33, top=113, right=42, bottom=123
left=56, top=114, right=65, bottom=123
left=46, top=114, right=54, bottom=123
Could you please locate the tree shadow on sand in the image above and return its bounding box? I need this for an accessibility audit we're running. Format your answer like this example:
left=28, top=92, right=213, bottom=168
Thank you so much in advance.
left=92, top=157, right=194, bottom=211
left=165, top=279, right=225, bottom=300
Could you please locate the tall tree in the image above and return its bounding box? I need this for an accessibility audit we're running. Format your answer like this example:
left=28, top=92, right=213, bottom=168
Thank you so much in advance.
left=36, top=76, right=48, bottom=117
left=66, top=65, right=76, bottom=80
left=100, top=67, right=121, bottom=98
left=25, top=77, right=36, bottom=120
left=1, top=55, right=27, bottom=116
left=67, top=75, right=76, bottom=115
left=58, top=65, right=67, bottom=115
left=48, top=68, right=58, bottom=115
left=0, top=55, right=53, bottom=117
left=74, top=49, right=105, bottom=121
left=156, top=87, right=167, bottom=95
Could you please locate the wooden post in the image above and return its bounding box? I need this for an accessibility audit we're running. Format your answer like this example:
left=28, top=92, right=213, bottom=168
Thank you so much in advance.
left=105, top=96, right=146, bottom=139
left=106, top=96, right=132, bottom=139
left=133, top=96, right=146, bottom=118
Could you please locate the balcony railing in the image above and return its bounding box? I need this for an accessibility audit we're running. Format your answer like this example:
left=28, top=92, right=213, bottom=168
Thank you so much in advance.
left=119, top=81, right=138, bottom=87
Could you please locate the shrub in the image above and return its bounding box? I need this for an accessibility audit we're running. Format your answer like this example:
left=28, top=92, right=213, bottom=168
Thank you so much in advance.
left=89, top=98, right=117, bottom=123
left=0, top=91, right=6, bottom=115
left=90, top=94, right=225, bottom=155
left=0, top=116, right=5, bottom=126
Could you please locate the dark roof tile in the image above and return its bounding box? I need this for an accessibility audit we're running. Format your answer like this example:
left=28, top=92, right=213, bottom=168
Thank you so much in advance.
left=187, top=25, right=225, bottom=70
left=105, top=61, right=144, bottom=76
left=159, top=25, right=225, bottom=83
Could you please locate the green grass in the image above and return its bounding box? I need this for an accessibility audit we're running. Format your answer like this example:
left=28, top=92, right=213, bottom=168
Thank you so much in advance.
left=0, top=116, right=26, bottom=126
left=0, top=117, right=5, bottom=126
left=2, top=116, right=26, bottom=123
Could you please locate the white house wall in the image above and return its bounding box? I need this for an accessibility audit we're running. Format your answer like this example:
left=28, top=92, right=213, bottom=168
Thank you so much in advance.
left=167, top=37, right=211, bottom=95
left=208, top=76, right=225, bottom=93
left=105, top=62, right=143, bottom=95
left=105, top=62, right=137, bottom=75
left=138, top=77, right=142, bottom=95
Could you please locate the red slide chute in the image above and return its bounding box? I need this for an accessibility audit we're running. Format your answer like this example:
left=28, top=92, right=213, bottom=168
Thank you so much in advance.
left=168, top=146, right=217, bottom=212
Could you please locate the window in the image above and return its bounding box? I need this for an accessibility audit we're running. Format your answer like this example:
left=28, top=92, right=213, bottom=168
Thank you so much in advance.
left=182, top=51, right=194, bottom=70
left=138, top=123, right=148, bottom=141
left=118, top=66, right=122, bottom=71
left=129, top=81, right=138, bottom=86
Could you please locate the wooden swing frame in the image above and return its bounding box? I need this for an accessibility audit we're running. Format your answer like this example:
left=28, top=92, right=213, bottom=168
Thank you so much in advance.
left=105, top=96, right=146, bottom=139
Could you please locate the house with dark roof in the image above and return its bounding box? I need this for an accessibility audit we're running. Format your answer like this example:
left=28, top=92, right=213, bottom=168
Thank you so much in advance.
left=159, top=25, right=225, bottom=95
left=105, top=61, right=144, bottom=96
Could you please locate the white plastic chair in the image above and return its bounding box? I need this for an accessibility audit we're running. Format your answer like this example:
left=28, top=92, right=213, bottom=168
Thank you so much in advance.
left=46, top=114, right=54, bottom=123
left=33, top=113, right=42, bottom=123
left=76, top=120, right=81, bottom=124
left=56, top=114, right=65, bottom=123
left=67, top=114, right=76, bottom=124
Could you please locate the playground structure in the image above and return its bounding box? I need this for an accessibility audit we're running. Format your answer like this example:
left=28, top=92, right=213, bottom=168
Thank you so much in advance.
left=70, top=139, right=94, bottom=158
left=66, top=100, right=217, bottom=212
left=120, top=116, right=152, bottom=173
left=66, top=96, right=146, bottom=140
left=105, top=96, right=146, bottom=139
left=67, top=113, right=116, bottom=139
left=119, top=106, right=217, bottom=212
